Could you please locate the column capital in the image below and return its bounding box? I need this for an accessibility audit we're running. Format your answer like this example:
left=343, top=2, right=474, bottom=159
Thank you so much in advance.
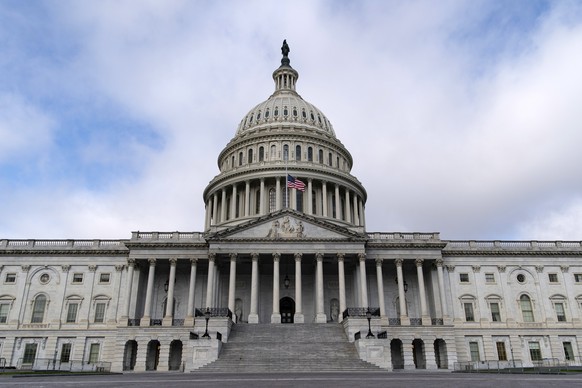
left=415, top=258, right=424, bottom=267
left=115, top=264, right=124, bottom=272
left=435, top=258, right=444, bottom=267
left=357, top=252, right=366, bottom=262
left=272, top=252, right=281, bottom=261
left=169, top=258, right=178, bottom=265
left=190, top=258, right=198, bottom=265
left=61, top=264, right=70, bottom=273
left=208, top=252, right=216, bottom=262
left=446, top=265, right=455, bottom=272
left=251, top=252, right=259, bottom=260
left=315, top=252, right=324, bottom=261
left=336, top=252, right=345, bottom=262
left=21, top=265, right=31, bottom=272
left=375, top=258, right=383, bottom=266
left=148, top=258, right=156, bottom=266
left=89, top=264, right=97, bottom=272
left=294, top=252, right=303, bottom=261
left=127, top=258, right=136, bottom=266
left=395, top=258, right=404, bottom=267
left=229, top=253, right=238, bottom=261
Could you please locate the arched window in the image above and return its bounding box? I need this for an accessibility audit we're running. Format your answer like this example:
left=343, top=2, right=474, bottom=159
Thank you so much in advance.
left=31, top=295, right=47, bottom=323
left=231, top=155, right=235, bottom=168
left=255, top=191, right=260, bottom=214
left=270, top=145, right=276, bottom=159
left=269, top=188, right=276, bottom=213
left=295, top=145, right=301, bottom=161
left=520, top=295, right=534, bottom=322
left=248, top=149, right=253, bottom=164
left=307, top=147, right=313, bottom=162
left=259, top=146, right=264, bottom=162
left=283, top=145, right=289, bottom=161
left=239, top=152, right=243, bottom=166
left=318, top=149, right=323, bottom=164
left=312, top=190, right=316, bottom=214
left=296, top=191, right=303, bottom=212
left=336, top=156, right=339, bottom=168
left=328, top=152, right=333, bottom=166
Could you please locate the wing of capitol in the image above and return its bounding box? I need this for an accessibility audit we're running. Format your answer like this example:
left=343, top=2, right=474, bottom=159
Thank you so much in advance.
left=1, top=41, right=581, bottom=373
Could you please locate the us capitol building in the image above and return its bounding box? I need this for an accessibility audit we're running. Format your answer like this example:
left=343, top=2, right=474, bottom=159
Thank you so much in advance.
left=1, top=41, right=581, bottom=373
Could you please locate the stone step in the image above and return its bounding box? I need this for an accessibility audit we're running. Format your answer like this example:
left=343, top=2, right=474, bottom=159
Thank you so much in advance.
left=194, top=323, right=381, bottom=373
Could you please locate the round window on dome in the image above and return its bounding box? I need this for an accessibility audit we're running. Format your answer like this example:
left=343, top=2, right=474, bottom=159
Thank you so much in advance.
left=274, top=108, right=279, bottom=117
left=302, top=110, right=306, bottom=118
left=283, top=107, right=288, bottom=116
left=265, top=109, right=270, bottom=118
left=257, top=111, right=261, bottom=120
left=293, top=108, right=297, bottom=117
left=310, top=112, right=315, bottom=121
left=318, top=115, right=322, bottom=124
left=250, top=114, right=254, bottom=122
left=517, top=274, right=526, bottom=283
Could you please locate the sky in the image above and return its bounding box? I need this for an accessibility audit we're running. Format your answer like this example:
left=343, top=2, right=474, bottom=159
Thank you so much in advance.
left=1, top=0, right=582, bottom=241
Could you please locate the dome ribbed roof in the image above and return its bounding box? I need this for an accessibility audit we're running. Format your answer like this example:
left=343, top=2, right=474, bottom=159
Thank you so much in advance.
left=235, top=40, right=336, bottom=138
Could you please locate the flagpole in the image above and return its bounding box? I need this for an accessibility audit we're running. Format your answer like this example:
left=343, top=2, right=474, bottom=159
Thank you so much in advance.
left=285, top=147, right=289, bottom=209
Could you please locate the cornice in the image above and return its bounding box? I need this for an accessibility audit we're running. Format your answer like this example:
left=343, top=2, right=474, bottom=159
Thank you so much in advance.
left=367, top=242, right=448, bottom=250
left=442, top=250, right=582, bottom=257
left=0, top=249, right=129, bottom=256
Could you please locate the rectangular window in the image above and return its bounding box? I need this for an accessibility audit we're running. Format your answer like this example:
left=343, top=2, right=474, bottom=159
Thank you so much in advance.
left=99, top=273, right=110, bottom=283
left=66, top=303, right=78, bottom=323
left=94, top=303, right=106, bottom=323
left=485, top=273, right=495, bottom=283
left=464, top=303, right=475, bottom=322
left=60, top=343, right=72, bottom=363
left=88, top=343, right=100, bottom=364
left=496, top=342, right=508, bottom=361
left=575, top=273, right=582, bottom=283
left=23, top=343, right=38, bottom=364
left=555, top=303, right=566, bottom=322
left=490, top=302, right=501, bottom=322
left=72, top=273, right=83, bottom=284
left=548, top=273, right=559, bottom=283
left=0, top=303, right=9, bottom=323
left=563, top=342, right=574, bottom=361
left=5, top=273, right=16, bottom=283
left=529, top=342, right=542, bottom=361
left=459, top=273, right=469, bottom=283
left=469, top=342, right=480, bottom=362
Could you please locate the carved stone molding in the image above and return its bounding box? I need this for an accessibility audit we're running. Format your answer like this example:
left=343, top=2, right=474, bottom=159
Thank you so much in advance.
left=208, top=252, right=216, bottom=261
left=336, top=253, right=345, bottom=262
left=445, top=265, right=455, bottom=272
left=61, top=265, right=71, bottom=273
left=535, top=265, right=544, bottom=273
left=435, top=258, right=444, bottom=267
left=561, top=265, right=569, bottom=273
left=148, top=258, right=156, bottom=266
left=497, top=265, right=506, bottom=273
left=190, top=258, right=198, bottom=265
left=21, top=265, right=31, bottom=272
left=229, top=253, right=237, bottom=261
left=357, top=253, right=366, bottom=261
left=415, top=258, right=424, bottom=267
left=315, top=252, right=324, bottom=261
left=127, top=258, right=136, bottom=266
left=395, top=258, right=404, bottom=267
left=88, top=265, right=97, bottom=272
left=115, top=265, right=124, bottom=272
left=251, top=252, right=259, bottom=260
left=272, top=252, right=281, bottom=262
left=375, top=258, right=383, bottom=266
left=169, top=258, right=177, bottom=265
left=472, top=265, right=481, bottom=273
left=294, top=253, right=303, bottom=262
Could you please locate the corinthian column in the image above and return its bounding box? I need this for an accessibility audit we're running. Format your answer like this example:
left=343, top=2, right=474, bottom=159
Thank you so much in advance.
left=358, top=253, right=368, bottom=307
left=396, top=259, right=410, bottom=325
left=163, top=258, right=177, bottom=326
left=271, top=253, right=281, bottom=323
left=142, top=259, right=156, bottom=325
left=315, top=253, right=327, bottom=323
left=248, top=253, right=259, bottom=323
left=123, top=259, right=135, bottom=323
left=205, top=253, right=216, bottom=308
left=416, top=258, right=430, bottom=325
left=185, top=258, right=197, bottom=325
left=436, top=258, right=449, bottom=324
left=376, top=258, right=386, bottom=318
left=294, top=253, right=304, bottom=323
left=337, top=253, right=346, bottom=323
left=228, top=253, right=237, bottom=321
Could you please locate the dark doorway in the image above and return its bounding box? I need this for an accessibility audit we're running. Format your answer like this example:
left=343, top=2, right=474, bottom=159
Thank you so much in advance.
left=280, top=297, right=295, bottom=323
left=122, top=340, right=138, bottom=371
left=168, top=340, right=182, bottom=371
left=146, top=340, right=160, bottom=371
left=390, top=339, right=404, bottom=370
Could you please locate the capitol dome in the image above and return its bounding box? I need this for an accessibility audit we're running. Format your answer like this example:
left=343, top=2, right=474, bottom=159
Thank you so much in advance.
left=203, top=40, right=366, bottom=232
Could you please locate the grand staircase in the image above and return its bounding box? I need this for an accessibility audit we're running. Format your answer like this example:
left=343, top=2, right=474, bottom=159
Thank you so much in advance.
left=194, top=323, right=382, bottom=373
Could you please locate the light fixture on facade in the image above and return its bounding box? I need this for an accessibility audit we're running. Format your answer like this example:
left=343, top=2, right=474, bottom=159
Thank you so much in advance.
left=284, top=274, right=290, bottom=289
left=394, top=277, right=408, bottom=293
left=164, top=280, right=169, bottom=293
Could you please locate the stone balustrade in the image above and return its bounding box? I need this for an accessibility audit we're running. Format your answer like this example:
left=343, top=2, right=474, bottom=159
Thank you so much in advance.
left=367, top=232, right=440, bottom=241
left=445, top=240, right=582, bottom=250
left=131, top=231, right=206, bottom=241
left=0, top=239, right=125, bottom=249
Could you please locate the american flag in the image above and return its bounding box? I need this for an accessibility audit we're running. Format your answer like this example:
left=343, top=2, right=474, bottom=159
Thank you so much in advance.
left=287, top=175, right=306, bottom=191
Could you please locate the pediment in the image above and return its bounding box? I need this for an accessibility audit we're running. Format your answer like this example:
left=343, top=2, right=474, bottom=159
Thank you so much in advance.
left=207, top=210, right=365, bottom=241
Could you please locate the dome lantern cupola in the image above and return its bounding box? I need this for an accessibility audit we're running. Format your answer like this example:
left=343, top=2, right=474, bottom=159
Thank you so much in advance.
left=272, top=39, right=299, bottom=94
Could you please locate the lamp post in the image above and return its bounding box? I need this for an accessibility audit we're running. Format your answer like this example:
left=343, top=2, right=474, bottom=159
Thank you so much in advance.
left=366, top=308, right=374, bottom=339
left=202, top=308, right=211, bottom=339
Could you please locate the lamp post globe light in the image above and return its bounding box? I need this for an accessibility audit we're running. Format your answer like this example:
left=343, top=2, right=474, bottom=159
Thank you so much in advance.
left=366, top=308, right=374, bottom=339
left=202, top=308, right=211, bottom=339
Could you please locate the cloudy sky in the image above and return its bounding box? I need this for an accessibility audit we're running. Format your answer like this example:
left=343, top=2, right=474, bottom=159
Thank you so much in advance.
left=1, top=0, right=582, bottom=241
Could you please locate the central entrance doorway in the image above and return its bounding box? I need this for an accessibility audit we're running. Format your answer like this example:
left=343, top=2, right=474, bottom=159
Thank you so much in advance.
left=280, top=297, right=295, bottom=323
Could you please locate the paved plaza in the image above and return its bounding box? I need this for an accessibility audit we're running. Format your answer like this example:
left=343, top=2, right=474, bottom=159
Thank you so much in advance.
left=1, top=372, right=581, bottom=388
